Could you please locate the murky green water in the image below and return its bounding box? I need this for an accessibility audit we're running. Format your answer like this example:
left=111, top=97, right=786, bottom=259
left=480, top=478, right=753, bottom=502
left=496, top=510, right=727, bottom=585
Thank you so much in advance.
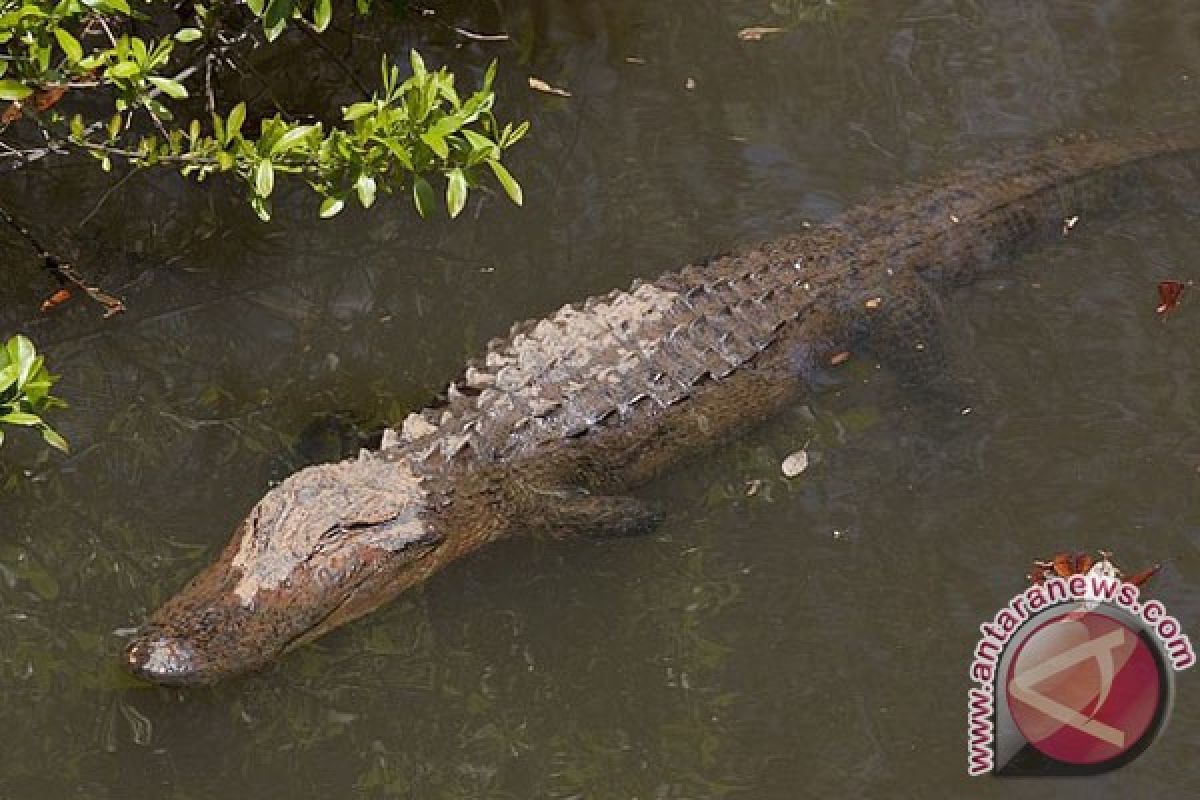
left=2, top=1, right=1198, bottom=797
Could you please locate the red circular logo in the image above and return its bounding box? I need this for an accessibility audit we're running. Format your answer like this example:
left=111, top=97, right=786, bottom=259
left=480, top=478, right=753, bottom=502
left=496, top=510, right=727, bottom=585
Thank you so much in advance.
left=1005, top=611, right=1163, bottom=765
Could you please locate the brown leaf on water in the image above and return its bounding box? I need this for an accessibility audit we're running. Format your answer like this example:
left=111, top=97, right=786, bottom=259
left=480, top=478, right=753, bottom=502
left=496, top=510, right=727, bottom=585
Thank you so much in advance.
left=39, top=288, right=72, bottom=313
left=737, top=26, right=784, bottom=41
left=1156, top=280, right=1186, bottom=315
left=1128, top=563, right=1162, bottom=588
left=829, top=351, right=851, bottom=366
left=528, top=77, right=571, bottom=97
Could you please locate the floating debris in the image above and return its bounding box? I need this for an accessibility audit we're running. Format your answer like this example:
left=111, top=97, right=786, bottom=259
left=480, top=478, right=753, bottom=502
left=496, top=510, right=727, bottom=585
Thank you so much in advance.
left=781, top=449, right=809, bottom=478
left=737, top=26, right=785, bottom=41
left=528, top=77, right=571, bottom=97
left=1026, top=550, right=1161, bottom=588
left=1156, top=280, right=1186, bottom=316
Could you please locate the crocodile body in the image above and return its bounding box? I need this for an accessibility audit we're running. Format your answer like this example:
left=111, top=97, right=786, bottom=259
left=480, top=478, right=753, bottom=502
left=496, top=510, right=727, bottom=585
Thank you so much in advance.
left=125, top=132, right=1200, bottom=685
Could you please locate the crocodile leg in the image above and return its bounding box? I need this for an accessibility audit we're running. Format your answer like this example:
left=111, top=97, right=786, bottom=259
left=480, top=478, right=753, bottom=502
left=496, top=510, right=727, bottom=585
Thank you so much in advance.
left=864, top=272, right=948, bottom=389
left=530, top=488, right=664, bottom=539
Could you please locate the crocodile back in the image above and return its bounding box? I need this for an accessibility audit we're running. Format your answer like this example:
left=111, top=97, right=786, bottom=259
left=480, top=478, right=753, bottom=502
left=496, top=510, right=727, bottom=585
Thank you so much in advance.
left=395, top=131, right=1200, bottom=472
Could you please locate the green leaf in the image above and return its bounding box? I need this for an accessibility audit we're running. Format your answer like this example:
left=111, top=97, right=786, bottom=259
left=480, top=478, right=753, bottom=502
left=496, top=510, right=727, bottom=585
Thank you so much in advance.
left=412, top=176, right=434, bottom=218
left=7, top=335, right=35, bottom=386
left=254, top=159, right=275, bottom=197
left=246, top=0, right=266, bottom=14
left=40, top=425, right=68, bottom=453
left=313, top=0, right=332, bottom=32
left=355, top=173, right=377, bottom=208
left=446, top=168, right=467, bottom=218
left=0, top=412, right=43, bottom=426
left=53, top=28, right=83, bottom=63
left=174, top=27, right=203, bottom=43
left=262, top=0, right=292, bottom=41
left=410, top=49, right=426, bottom=78
left=420, top=130, right=448, bottom=159
left=505, top=120, right=530, bottom=147
left=227, top=101, right=246, bottom=141
left=272, top=124, right=316, bottom=155
left=488, top=160, right=523, bottom=206
left=342, top=101, right=376, bottom=121
left=106, top=61, right=140, bottom=80
left=250, top=194, right=272, bottom=222
left=319, top=196, right=344, bottom=218
left=148, top=76, right=189, bottom=99
left=378, top=136, right=414, bottom=171
left=0, top=80, right=32, bottom=101
left=461, top=129, right=499, bottom=164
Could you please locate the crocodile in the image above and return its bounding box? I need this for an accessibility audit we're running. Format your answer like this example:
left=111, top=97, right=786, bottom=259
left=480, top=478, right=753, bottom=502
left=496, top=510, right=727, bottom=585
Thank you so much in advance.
left=124, top=131, right=1200, bottom=685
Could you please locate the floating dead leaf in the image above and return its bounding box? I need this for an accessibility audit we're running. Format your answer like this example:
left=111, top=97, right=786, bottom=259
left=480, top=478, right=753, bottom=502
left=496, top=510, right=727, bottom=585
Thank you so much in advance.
left=1156, top=280, right=1186, bottom=315
left=528, top=76, right=571, bottom=97
left=864, top=297, right=883, bottom=310
left=1062, top=215, right=1079, bottom=236
left=781, top=449, right=809, bottom=478
left=39, top=288, right=72, bottom=313
left=1128, top=563, right=1162, bottom=588
left=737, top=26, right=784, bottom=41
left=829, top=351, right=851, bottom=366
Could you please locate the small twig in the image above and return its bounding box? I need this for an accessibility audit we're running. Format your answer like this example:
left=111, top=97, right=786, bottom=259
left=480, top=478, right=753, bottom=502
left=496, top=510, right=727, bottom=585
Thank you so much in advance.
left=77, top=165, right=143, bottom=228
left=410, top=3, right=510, bottom=43
left=450, top=26, right=509, bottom=42
left=0, top=203, right=125, bottom=317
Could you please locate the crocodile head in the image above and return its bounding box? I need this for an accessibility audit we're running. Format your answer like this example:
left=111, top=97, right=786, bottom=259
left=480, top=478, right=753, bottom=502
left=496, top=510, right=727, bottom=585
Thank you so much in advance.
left=124, top=454, right=442, bottom=685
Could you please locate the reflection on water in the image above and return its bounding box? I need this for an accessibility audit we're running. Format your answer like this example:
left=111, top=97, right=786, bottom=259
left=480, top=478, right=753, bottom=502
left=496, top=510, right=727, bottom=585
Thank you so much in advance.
left=1, top=1, right=1199, bottom=797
